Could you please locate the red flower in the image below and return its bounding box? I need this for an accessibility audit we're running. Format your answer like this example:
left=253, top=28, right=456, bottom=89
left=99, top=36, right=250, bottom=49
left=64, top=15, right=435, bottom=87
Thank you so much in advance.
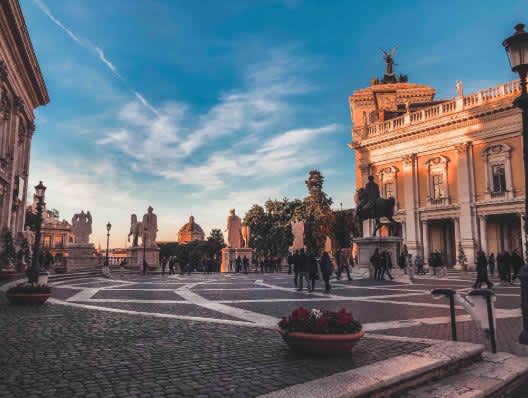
left=291, top=307, right=310, bottom=321
left=315, top=317, right=329, bottom=331
left=336, top=312, right=352, bottom=326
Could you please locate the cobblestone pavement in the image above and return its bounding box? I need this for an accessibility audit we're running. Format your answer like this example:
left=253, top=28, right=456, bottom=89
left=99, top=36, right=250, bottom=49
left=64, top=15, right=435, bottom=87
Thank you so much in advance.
left=0, top=268, right=525, bottom=397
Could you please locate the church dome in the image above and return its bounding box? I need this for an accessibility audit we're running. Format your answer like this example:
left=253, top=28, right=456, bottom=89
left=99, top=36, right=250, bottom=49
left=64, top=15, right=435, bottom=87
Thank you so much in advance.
left=177, top=216, right=205, bottom=243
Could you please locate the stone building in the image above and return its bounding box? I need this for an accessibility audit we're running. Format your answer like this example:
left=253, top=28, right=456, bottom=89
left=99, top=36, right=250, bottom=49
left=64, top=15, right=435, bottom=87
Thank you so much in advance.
left=349, top=60, right=525, bottom=268
left=177, top=215, right=205, bottom=243
left=0, top=0, right=49, bottom=239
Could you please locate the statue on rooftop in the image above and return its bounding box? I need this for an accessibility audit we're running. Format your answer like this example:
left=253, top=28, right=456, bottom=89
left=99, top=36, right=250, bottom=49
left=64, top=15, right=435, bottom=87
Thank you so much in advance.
left=382, top=48, right=397, bottom=76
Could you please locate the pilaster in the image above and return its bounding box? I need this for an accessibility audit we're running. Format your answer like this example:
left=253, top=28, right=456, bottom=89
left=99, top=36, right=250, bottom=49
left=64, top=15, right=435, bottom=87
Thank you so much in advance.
left=403, top=154, right=419, bottom=256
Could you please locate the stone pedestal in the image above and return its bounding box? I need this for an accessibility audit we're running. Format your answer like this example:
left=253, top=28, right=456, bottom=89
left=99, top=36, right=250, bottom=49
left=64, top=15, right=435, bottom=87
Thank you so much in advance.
left=66, top=244, right=99, bottom=271
left=353, top=236, right=402, bottom=278
left=127, top=246, right=160, bottom=270
left=221, top=247, right=254, bottom=272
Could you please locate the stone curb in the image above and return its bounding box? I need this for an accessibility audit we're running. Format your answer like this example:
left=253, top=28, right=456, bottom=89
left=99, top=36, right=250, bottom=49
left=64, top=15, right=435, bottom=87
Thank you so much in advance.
left=258, top=336, right=484, bottom=398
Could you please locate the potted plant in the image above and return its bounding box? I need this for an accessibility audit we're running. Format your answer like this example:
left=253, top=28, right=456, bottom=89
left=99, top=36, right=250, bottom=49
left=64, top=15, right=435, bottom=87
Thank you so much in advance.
left=278, top=307, right=364, bottom=355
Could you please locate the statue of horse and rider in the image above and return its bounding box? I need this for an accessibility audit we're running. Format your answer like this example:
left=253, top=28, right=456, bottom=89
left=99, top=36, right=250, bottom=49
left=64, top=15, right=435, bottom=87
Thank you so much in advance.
left=355, top=176, right=398, bottom=236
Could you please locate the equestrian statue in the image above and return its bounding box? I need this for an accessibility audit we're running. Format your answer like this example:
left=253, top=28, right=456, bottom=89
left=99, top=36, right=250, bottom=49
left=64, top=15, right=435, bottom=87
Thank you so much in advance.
left=355, top=175, right=398, bottom=236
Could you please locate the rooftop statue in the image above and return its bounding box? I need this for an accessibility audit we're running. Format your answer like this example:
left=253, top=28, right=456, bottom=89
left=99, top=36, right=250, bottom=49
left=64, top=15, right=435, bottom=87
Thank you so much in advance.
left=71, top=210, right=92, bottom=244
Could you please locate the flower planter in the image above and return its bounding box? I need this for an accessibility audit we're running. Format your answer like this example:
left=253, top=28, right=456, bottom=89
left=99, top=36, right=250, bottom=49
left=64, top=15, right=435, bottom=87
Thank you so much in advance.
left=0, top=269, right=16, bottom=280
left=6, top=291, right=51, bottom=305
left=279, top=329, right=364, bottom=355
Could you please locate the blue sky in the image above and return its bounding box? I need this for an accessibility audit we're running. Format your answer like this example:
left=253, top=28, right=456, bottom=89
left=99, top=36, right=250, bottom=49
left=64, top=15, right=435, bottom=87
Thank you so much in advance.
left=22, top=0, right=525, bottom=247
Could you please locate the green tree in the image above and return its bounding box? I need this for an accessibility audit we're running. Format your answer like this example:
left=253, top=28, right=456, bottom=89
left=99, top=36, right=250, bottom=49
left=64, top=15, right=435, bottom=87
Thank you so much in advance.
left=244, top=204, right=271, bottom=260
left=207, top=229, right=225, bottom=259
left=0, top=228, right=17, bottom=269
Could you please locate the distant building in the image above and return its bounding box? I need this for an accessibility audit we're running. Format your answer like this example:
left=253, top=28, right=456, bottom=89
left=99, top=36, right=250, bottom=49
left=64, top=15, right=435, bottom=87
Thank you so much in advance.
left=349, top=56, right=525, bottom=267
left=177, top=216, right=205, bottom=243
left=0, top=0, right=49, bottom=239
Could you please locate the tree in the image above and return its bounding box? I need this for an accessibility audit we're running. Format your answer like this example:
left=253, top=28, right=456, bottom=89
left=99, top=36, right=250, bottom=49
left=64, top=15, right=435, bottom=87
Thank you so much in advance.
left=207, top=229, right=225, bottom=259
left=1, top=228, right=17, bottom=269
left=244, top=204, right=271, bottom=260
left=302, top=170, right=334, bottom=256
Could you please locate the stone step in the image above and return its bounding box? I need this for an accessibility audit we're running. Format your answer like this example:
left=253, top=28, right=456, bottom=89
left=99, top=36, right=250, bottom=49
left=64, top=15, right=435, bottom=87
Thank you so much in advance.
left=400, top=352, right=528, bottom=398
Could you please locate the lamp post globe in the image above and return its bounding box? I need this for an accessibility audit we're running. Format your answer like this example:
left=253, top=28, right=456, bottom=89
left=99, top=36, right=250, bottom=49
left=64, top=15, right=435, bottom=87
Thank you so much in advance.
left=504, top=23, right=528, bottom=345
left=34, top=181, right=46, bottom=199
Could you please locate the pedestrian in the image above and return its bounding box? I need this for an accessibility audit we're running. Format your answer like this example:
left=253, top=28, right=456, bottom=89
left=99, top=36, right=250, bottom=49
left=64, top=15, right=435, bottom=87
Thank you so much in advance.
left=243, top=256, right=249, bottom=274
left=259, top=259, right=264, bottom=273
left=488, top=253, right=496, bottom=278
left=511, top=249, right=524, bottom=283
left=320, top=252, right=333, bottom=292
left=428, top=252, right=436, bottom=276
left=161, top=257, right=167, bottom=275
left=415, top=254, right=425, bottom=275
left=370, top=248, right=381, bottom=280
left=474, top=249, right=493, bottom=289
left=235, top=256, right=242, bottom=273
left=381, top=250, right=394, bottom=280
left=339, top=249, right=353, bottom=281
left=292, top=250, right=300, bottom=288
left=335, top=249, right=342, bottom=280
left=307, top=251, right=319, bottom=292
left=287, top=252, right=294, bottom=274
left=142, top=259, right=148, bottom=275
left=168, top=257, right=175, bottom=275
left=297, top=249, right=308, bottom=291
left=504, top=251, right=513, bottom=285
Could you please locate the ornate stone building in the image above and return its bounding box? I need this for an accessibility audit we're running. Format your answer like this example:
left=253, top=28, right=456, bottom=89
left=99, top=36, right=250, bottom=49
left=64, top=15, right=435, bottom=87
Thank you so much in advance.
left=350, top=60, right=525, bottom=268
left=0, top=0, right=49, bottom=239
left=177, top=215, right=205, bottom=243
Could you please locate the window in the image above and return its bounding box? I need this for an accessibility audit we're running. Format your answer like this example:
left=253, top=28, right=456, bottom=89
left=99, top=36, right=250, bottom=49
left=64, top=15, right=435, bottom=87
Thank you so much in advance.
left=432, top=174, right=444, bottom=199
left=384, top=182, right=394, bottom=198
left=491, top=164, right=506, bottom=193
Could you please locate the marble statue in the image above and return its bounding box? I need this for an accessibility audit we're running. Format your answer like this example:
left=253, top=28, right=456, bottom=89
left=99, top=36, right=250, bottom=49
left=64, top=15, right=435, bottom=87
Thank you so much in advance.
left=226, top=209, right=241, bottom=249
left=241, top=224, right=251, bottom=248
left=291, top=220, right=305, bottom=250
left=20, top=226, right=35, bottom=256
left=127, top=214, right=142, bottom=247
left=71, top=210, right=92, bottom=244
left=456, top=80, right=464, bottom=97
left=142, top=206, right=158, bottom=247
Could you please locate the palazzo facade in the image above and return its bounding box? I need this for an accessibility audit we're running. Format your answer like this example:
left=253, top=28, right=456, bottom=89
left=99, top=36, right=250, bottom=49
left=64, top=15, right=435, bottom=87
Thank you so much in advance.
left=350, top=68, right=525, bottom=268
left=0, top=0, right=49, bottom=238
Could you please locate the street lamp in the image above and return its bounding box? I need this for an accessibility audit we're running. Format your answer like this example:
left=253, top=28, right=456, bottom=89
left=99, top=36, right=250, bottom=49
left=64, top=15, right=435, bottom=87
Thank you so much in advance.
left=104, top=221, right=111, bottom=275
left=29, top=181, right=46, bottom=285
left=503, top=23, right=528, bottom=345
left=142, top=225, right=148, bottom=275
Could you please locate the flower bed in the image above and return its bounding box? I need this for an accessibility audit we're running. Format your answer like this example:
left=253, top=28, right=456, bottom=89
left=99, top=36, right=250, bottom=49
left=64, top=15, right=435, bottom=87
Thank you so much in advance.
left=278, top=307, right=363, bottom=355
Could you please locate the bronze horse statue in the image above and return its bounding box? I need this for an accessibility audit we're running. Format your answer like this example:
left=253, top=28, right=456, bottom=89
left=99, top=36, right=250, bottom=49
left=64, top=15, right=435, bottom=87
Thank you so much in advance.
left=355, top=188, right=398, bottom=236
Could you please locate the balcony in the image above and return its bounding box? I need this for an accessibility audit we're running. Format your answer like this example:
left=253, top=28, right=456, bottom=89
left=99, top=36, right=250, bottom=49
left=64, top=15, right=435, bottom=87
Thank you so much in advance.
left=428, top=196, right=451, bottom=207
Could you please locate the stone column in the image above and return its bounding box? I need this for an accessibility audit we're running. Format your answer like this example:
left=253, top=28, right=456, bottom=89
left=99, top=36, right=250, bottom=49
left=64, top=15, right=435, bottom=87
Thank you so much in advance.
left=360, top=161, right=372, bottom=237
left=421, top=220, right=430, bottom=267
left=455, top=142, right=476, bottom=267
left=454, top=217, right=462, bottom=269
left=479, top=216, right=488, bottom=255
left=403, top=154, right=419, bottom=257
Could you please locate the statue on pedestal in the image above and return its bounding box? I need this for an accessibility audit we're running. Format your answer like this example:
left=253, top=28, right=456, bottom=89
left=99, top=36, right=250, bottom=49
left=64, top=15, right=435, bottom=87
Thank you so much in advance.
left=71, top=210, right=92, bottom=244
left=355, top=175, right=397, bottom=236
left=241, top=224, right=251, bottom=248
left=291, top=220, right=305, bottom=250
left=128, top=214, right=142, bottom=247
left=226, top=209, right=241, bottom=249
left=142, top=206, right=158, bottom=248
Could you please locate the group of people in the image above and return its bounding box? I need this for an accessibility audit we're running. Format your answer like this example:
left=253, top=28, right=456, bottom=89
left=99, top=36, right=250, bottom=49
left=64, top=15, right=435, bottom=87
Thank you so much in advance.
left=288, top=249, right=353, bottom=293
left=370, top=248, right=394, bottom=281
left=475, top=249, right=524, bottom=288
left=160, top=257, right=221, bottom=275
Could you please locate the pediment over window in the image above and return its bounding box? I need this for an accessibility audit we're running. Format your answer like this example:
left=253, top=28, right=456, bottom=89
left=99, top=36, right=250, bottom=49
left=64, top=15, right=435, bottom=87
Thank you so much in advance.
left=481, top=143, right=512, bottom=158
left=424, top=155, right=449, bottom=167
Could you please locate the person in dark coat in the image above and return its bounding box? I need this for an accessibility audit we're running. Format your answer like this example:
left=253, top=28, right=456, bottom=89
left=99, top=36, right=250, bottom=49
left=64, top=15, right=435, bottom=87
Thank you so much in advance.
left=487, top=253, right=496, bottom=278
left=474, top=250, right=493, bottom=289
left=380, top=251, right=394, bottom=280
left=307, top=252, right=318, bottom=292
left=511, top=249, right=524, bottom=283
left=297, top=249, right=308, bottom=291
left=503, top=251, right=513, bottom=285
left=287, top=252, right=294, bottom=274
left=243, top=256, right=249, bottom=274
left=292, top=250, right=300, bottom=288
left=320, top=252, right=333, bottom=292
left=370, top=248, right=382, bottom=280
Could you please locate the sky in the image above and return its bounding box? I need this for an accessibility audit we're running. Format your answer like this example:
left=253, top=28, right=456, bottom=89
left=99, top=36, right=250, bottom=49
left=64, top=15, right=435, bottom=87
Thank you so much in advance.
left=21, top=0, right=525, bottom=248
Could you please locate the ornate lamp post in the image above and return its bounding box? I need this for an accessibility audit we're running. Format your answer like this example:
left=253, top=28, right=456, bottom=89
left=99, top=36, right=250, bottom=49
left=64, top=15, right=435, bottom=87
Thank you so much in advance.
left=503, top=23, right=528, bottom=344
left=30, top=181, right=46, bottom=286
left=104, top=221, right=111, bottom=275
left=142, top=225, right=148, bottom=275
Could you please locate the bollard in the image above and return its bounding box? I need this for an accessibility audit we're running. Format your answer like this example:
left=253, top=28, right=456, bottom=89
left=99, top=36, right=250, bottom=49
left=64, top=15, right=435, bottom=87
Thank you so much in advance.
left=431, top=288, right=457, bottom=341
left=469, top=289, right=497, bottom=353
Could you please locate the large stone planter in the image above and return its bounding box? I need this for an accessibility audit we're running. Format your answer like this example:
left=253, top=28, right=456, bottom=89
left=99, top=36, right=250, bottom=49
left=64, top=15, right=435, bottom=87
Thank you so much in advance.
left=6, top=291, right=51, bottom=305
left=279, top=330, right=364, bottom=355
left=0, top=269, right=17, bottom=280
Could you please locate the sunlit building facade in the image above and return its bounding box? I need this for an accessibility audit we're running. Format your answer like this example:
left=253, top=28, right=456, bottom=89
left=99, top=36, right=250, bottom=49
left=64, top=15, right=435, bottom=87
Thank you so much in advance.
left=350, top=69, right=525, bottom=268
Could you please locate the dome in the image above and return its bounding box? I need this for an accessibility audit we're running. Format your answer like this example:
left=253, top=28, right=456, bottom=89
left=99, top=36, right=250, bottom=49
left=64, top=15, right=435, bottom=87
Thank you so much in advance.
left=177, top=216, right=205, bottom=243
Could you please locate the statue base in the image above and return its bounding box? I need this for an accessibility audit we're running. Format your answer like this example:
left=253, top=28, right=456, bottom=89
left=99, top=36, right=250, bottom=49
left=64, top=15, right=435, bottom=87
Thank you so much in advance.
left=221, top=248, right=254, bottom=272
left=65, top=244, right=99, bottom=271
left=127, top=246, right=160, bottom=270
left=353, top=236, right=402, bottom=278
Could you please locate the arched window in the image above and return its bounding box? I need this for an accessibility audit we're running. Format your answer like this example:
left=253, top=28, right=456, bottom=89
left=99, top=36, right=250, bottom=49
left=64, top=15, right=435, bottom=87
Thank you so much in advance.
left=481, top=144, right=513, bottom=200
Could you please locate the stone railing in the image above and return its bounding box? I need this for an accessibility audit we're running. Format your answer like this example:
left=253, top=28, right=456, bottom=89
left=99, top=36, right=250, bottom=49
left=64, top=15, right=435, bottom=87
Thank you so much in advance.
left=353, top=79, right=521, bottom=139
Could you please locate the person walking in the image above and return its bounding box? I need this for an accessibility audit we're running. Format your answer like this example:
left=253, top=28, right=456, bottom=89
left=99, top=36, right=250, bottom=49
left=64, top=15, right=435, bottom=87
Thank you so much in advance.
left=511, top=249, right=524, bottom=283
left=415, top=254, right=425, bottom=275
left=297, top=249, right=307, bottom=291
left=340, top=250, right=353, bottom=281
left=243, top=256, right=249, bottom=274
left=287, top=252, right=294, bottom=274
left=504, top=251, right=513, bottom=285
left=292, top=250, right=300, bottom=288
left=381, top=251, right=394, bottom=280
left=488, top=253, right=496, bottom=278
left=235, top=256, right=242, bottom=273
left=320, top=252, right=333, bottom=293
left=370, top=248, right=381, bottom=280
left=474, top=250, right=493, bottom=289
left=307, top=251, right=319, bottom=292
left=142, top=259, right=148, bottom=276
